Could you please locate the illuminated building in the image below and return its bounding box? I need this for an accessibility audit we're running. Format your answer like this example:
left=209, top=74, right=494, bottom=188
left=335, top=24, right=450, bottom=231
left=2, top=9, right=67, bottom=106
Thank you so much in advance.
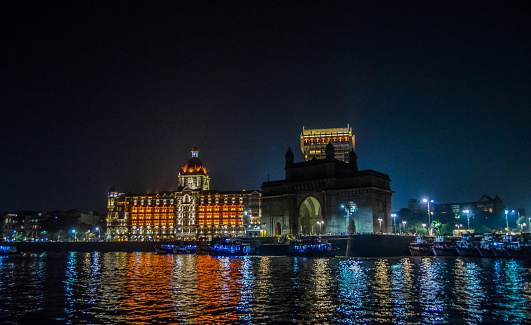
left=196, top=190, right=261, bottom=238
left=106, top=147, right=261, bottom=241
left=261, top=143, right=393, bottom=236
left=300, top=125, right=355, bottom=162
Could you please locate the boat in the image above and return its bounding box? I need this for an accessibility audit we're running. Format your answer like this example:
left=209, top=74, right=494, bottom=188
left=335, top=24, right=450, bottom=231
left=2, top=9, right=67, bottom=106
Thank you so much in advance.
left=0, top=245, right=19, bottom=255
left=154, top=244, right=176, bottom=254
left=456, top=233, right=480, bottom=257
left=408, top=236, right=433, bottom=256
left=505, top=237, right=529, bottom=259
left=432, top=236, right=458, bottom=256
left=287, top=237, right=337, bottom=257
left=209, top=237, right=252, bottom=256
left=172, top=243, right=197, bottom=254
left=477, top=233, right=495, bottom=257
left=491, top=235, right=513, bottom=257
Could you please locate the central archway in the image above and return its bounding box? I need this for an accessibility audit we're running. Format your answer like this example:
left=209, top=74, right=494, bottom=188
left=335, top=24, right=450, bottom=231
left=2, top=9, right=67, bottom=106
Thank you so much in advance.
left=299, top=196, right=322, bottom=234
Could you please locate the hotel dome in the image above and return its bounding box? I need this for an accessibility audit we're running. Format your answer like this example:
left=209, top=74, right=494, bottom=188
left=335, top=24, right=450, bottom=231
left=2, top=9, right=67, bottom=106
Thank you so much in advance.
left=178, top=146, right=210, bottom=190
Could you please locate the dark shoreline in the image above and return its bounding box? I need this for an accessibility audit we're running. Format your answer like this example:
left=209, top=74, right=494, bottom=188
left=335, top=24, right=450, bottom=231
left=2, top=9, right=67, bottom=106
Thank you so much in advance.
left=5, top=234, right=415, bottom=257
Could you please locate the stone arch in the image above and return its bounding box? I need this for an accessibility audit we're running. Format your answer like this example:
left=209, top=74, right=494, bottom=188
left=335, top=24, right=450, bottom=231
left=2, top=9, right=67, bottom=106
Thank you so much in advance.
left=299, top=196, right=322, bottom=235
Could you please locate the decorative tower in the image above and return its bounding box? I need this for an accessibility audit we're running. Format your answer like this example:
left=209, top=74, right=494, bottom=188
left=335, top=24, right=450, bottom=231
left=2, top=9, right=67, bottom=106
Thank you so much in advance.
left=349, top=149, right=358, bottom=171
left=285, top=147, right=294, bottom=168
left=178, top=146, right=210, bottom=190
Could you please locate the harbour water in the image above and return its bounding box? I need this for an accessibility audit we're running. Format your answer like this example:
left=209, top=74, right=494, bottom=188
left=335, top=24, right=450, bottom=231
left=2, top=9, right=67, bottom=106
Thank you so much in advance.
left=1, top=253, right=530, bottom=324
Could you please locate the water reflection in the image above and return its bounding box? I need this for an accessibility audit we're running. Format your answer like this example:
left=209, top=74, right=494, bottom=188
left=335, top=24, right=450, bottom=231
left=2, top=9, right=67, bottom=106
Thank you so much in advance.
left=453, top=259, right=486, bottom=324
left=418, top=257, right=449, bottom=324
left=0, top=254, right=530, bottom=324
left=390, top=257, right=415, bottom=324
left=336, top=258, right=369, bottom=322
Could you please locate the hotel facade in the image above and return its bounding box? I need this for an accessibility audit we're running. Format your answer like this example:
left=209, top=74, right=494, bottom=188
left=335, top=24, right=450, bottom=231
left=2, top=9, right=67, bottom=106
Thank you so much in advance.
left=106, top=147, right=261, bottom=241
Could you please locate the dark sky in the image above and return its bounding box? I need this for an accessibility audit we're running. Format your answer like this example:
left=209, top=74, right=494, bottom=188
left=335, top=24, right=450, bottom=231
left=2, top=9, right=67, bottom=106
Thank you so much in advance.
left=1, top=1, right=529, bottom=214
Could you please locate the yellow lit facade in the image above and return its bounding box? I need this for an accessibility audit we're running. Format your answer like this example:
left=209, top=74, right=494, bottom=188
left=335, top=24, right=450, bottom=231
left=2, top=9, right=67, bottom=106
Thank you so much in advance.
left=300, top=125, right=355, bottom=162
left=106, top=147, right=261, bottom=241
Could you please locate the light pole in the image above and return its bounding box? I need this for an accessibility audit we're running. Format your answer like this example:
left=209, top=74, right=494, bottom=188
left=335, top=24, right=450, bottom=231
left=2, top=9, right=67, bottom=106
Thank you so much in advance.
left=341, top=205, right=350, bottom=234
left=505, top=210, right=509, bottom=233
left=391, top=214, right=397, bottom=233
left=95, top=227, right=101, bottom=241
left=463, top=209, right=470, bottom=230
left=422, top=223, right=427, bottom=235
left=317, top=221, right=324, bottom=234
left=402, top=221, right=407, bottom=234
left=71, top=229, right=77, bottom=242
left=378, top=218, right=383, bottom=233
left=423, top=198, right=434, bottom=236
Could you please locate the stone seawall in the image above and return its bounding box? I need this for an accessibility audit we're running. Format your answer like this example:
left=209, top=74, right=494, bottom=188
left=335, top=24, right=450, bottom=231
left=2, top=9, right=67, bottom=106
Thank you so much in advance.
left=8, top=234, right=415, bottom=257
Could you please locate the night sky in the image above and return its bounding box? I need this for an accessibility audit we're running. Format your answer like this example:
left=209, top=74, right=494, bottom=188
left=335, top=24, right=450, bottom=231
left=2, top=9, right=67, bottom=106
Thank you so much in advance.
left=1, top=1, right=529, bottom=214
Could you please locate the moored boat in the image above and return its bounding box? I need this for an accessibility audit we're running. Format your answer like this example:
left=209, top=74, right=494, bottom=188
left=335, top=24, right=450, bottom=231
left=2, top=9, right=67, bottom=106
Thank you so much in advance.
left=287, top=237, right=336, bottom=257
left=154, top=244, right=176, bottom=254
left=432, top=236, right=458, bottom=256
left=209, top=238, right=252, bottom=256
left=456, top=233, right=480, bottom=257
left=172, top=243, right=197, bottom=254
left=477, top=233, right=495, bottom=257
left=505, top=237, right=529, bottom=259
left=409, top=236, right=433, bottom=256
left=492, top=235, right=513, bottom=257
left=0, top=245, right=18, bottom=255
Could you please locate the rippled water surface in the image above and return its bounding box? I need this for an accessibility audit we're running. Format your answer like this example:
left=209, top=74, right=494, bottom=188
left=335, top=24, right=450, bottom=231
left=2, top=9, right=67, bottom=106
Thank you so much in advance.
left=1, top=253, right=530, bottom=324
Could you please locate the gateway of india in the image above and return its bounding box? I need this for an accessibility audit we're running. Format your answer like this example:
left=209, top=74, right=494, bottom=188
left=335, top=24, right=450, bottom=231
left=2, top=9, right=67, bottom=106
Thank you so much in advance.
left=106, top=125, right=393, bottom=240
left=261, top=125, right=393, bottom=236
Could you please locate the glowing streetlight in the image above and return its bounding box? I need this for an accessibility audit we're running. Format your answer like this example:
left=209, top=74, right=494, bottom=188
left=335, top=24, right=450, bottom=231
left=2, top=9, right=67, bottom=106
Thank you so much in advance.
left=422, top=223, right=427, bottom=235
left=95, top=227, right=100, bottom=241
left=71, top=229, right=77, bottom=242
left=317, top=221, right=324, bottom=234
left=423, top=198, right=434, bottom=236
left=401, top=221, right=407, bottom=234
left=378, top=218, right=383, bottom=233
left=463, top=209, right=470, bottom=230
left=505, top=210, right=509, bottom=233
left=391, top=214, right=397, bottom=233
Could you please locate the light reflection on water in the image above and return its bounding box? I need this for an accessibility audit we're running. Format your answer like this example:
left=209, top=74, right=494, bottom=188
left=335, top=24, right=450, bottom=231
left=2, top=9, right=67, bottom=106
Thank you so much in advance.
left=0, top=253, right=530, bottom=324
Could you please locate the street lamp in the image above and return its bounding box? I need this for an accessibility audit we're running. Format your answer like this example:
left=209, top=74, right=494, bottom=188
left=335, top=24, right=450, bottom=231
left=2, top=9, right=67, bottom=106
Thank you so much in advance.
left=422, top=223, right=427, bottom=235
left=95, top=227, right=100, bottom=241
left=71, top=229, right=77, bottom=242
left=505, top=210, right=509, bottom=233
left=463, top=209, right=470, bottom=230
left=423, top=198, right=434, bottom=236
left=378, top=218, right=383, bottom=233
left=317, top=221, right=324, bottom=234
left=401, top=221, right=407, bottom=234
left=391, top=214, right=397, bottom=233
left=341, top=205, right=348, bottom=234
